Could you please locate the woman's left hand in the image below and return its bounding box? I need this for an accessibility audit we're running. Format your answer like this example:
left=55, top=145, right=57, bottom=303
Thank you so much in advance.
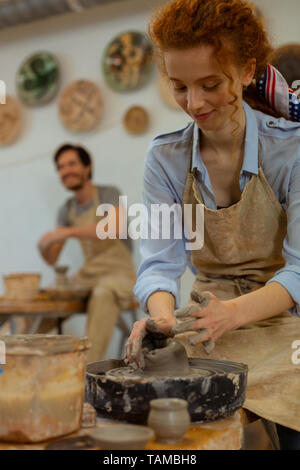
left=175, top=291, right=238, bottom=345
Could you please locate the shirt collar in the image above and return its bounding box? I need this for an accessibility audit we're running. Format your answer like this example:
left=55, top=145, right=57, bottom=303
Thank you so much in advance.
left=192, top=101, right=259, bottom=176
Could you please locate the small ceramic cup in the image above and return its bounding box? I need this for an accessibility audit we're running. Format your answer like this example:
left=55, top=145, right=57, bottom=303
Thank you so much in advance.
left=54, top=265, right=69, bottom=288
left=148, top=398, right=191, bottom=443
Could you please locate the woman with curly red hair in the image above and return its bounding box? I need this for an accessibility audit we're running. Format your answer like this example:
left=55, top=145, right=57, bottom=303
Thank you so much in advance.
left=127, top=0, right=300, bottom=448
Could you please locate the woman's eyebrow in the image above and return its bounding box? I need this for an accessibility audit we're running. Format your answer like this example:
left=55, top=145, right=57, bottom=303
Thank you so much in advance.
left=169, top=74, right=221, bottom=81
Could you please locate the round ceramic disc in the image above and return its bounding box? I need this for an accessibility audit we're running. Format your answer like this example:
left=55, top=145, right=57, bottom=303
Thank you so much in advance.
left=59, top=79, right=103, bottom=133
left=17, top=51, right=60, bottom=106
left=0, top=95, right=21, bottom=146
left=102, top=31, right=154, bottom=92
left=123, top=105, right=149, bottom=135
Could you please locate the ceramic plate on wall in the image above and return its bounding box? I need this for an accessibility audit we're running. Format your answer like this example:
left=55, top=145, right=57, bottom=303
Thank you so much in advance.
left=59, top=79, right=103, bottom=133
left=17, top=52, right=60, bottom=106
left=102, top=31, right=154, bottom=92
left=123, top=105, right=149, bottom=135
left=0, top=96, right=22, bottom=146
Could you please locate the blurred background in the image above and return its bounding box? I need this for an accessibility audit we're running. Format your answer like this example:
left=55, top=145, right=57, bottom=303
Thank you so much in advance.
left=0, top=0, right=299, bottom=357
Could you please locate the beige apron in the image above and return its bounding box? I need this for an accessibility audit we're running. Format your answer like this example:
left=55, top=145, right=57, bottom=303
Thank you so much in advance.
left=68, top=185, right=136, bottom=362
left=179, top=145, right=300, bottom=431
left=69, top=185, right=136, bottom=287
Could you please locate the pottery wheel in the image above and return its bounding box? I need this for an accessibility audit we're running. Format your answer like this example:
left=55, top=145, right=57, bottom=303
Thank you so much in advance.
left=85, top=340, right=248, bottom=424
left=106, top=340, right=211, bottom=379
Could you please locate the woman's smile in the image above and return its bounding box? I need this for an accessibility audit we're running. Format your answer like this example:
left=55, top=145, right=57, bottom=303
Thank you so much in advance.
left=193, top=110, right=216, bottom=121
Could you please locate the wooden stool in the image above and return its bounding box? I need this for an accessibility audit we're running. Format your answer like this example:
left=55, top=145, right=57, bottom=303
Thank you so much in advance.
left=239, top=409, right=279, bottom=450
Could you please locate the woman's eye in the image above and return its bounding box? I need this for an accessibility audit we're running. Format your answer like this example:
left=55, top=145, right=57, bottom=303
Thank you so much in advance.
left=203, top=83, right=221, bottom=91
left=173, top=85, right=187, bottom=92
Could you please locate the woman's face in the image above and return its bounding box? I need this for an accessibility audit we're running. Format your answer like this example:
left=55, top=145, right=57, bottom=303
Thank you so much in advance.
left=164, top=44, right=254, bottom=132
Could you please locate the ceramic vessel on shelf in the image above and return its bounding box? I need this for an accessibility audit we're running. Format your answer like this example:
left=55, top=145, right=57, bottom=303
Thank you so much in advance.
left=148, top=398, right=191, bottom=443
left=3, top=273, right=41, bottom=300
left=54, top=265, right=69, bottom=288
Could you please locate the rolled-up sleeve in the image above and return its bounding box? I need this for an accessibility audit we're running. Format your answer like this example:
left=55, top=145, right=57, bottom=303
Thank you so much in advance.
left=266, top=157, right=300, bottom=317
left=134, top=145, right=188, bottom=312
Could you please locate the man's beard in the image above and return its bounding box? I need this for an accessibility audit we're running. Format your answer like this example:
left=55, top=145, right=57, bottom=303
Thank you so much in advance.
left=63, top=176, right=84, bottom=191
left=69, top=182, right=84, bottom=191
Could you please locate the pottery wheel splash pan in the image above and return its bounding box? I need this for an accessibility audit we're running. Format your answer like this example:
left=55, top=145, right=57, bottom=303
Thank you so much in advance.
left=85, top=358, right=248, bottom=424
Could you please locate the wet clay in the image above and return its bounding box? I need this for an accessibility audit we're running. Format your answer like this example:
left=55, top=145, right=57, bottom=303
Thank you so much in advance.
left=107, top=340, right=210, bottom=379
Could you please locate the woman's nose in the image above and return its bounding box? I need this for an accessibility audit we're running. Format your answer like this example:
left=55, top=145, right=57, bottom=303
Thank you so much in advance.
left=187, top=89, right=205, bottom=114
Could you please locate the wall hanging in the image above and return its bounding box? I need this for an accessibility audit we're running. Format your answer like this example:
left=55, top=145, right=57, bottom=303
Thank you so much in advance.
left=102, top=31, right=153, bottom=92
left=17, top=51, right=60, bottom=106
left=0, top=96, right=22, bottom=146
left=59, top=79, right=103, bottom=133
left=123, top=105, right=149, bottom=135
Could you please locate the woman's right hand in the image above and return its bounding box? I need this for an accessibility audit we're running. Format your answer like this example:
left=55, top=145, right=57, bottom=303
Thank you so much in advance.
left=125, top=315, right=176, bottom=369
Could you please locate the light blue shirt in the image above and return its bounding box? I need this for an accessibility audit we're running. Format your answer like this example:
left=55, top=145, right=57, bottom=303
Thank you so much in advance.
left=134, top=101, right=300, bottom=317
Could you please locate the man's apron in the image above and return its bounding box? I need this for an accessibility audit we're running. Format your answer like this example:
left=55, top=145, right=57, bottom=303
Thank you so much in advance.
left=179, top=146, right=300, bottom=431
left=68, top=185, right=136, bottom=288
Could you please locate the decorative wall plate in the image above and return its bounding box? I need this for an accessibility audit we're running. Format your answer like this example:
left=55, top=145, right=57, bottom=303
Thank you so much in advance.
left=17, top=52, right=60, bottom=106
left=157, top=74, right=181, bottom=110
left=0, top=96, right=21, bottom=146
left=123, top=105, right=149, bottom=135
left=102, top=31, right=153, bottom=92
left=59, top=79, right=103, bottom=133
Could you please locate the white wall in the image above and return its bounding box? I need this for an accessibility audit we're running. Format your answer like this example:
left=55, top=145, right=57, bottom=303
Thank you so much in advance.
left=0, top=0, right=299, bottom=357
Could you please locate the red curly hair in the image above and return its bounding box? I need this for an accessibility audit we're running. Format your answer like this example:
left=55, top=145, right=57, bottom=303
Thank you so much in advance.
left=149, top=0, right=282, bottom=120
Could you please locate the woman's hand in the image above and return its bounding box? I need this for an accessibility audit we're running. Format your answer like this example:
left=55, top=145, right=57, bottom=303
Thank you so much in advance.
left=125, top=315, right=176, bottom=369
left=181, top=291, right=238, bottom=344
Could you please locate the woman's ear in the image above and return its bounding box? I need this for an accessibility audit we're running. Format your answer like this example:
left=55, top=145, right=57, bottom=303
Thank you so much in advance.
left=242, top=58, right=257, bottom=87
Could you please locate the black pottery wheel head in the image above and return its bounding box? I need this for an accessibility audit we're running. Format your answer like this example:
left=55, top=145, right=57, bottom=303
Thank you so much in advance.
left=85, top=350, right=248, bottom=424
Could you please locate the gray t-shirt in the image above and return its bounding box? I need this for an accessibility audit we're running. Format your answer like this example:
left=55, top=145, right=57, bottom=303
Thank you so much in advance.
left=57, top=185, right=132, bottom=251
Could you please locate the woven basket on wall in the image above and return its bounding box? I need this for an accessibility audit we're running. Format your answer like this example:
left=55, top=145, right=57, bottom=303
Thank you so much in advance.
left=3, top=273, right=41, bottom=300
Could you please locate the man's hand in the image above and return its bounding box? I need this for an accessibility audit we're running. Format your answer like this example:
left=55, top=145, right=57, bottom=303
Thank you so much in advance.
left=38, top=227, right=72, bottom=252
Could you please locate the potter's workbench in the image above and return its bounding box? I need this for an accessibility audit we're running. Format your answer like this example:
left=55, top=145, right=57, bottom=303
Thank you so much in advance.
left=0, top=412, right=243, bottom=450
left=0, top=296, right=86, bottom=334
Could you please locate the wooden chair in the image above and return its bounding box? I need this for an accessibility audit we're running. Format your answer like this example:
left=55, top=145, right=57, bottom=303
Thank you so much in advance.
left=239, top=409, right=280, bottom=450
